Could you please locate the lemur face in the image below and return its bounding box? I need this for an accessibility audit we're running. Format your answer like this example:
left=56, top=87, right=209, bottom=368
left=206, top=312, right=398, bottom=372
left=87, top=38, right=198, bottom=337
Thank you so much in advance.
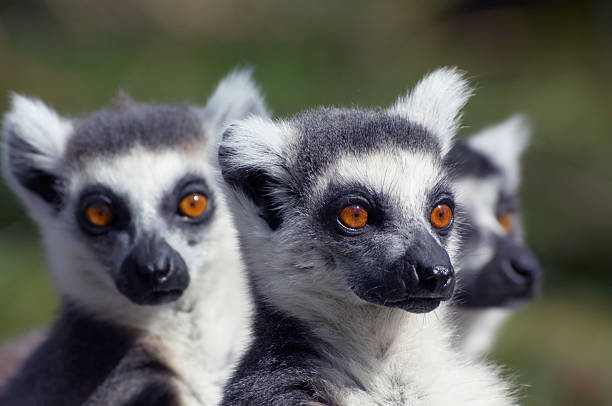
left=219, top=68, right=472, bottom=314
left=2, top=70, right=268, bottom=308
left=66, top=139, right=217, bottom=306
left=446, top=116, right=541, bottom=307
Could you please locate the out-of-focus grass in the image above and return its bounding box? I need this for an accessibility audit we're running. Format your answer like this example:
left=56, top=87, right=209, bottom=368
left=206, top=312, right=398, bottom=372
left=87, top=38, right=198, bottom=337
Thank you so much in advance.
left=493, top=294, right=612, bottom=406
left=0, top=2, right=610, bottom=405
left=0, top=220, right=55, bottom=337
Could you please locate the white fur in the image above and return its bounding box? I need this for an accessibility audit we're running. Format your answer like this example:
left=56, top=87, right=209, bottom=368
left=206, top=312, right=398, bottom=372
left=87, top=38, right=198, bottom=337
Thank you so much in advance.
left=389, top=67, right=473, bottom=156
left=452, top=116, right=532, bottom=358
left=221, top=116, right=293, bottom=180
left=220, top=109, right=515, bottom=404
left=200, top=68, right=270, bottom=141
left=1, top=94, right=72, bottom=220
left=1, top=70, right=266, bottom=404
left=467, top=115, right=530, bottom=193
left=453, top=308, right=512, bottom=359
left=32, top=147, right=251, bottom=406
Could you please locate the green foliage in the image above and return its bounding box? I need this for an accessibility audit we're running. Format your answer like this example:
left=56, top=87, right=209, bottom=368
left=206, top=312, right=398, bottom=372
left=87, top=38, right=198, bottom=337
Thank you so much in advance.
left=0, top=2, right=610, bottom=405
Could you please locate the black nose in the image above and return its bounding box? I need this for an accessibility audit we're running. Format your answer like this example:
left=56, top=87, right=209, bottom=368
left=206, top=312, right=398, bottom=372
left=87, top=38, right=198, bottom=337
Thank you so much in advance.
left=116, top=236, right=190, bottom=305
left=500, top=238, right=542, bottom=297
left=418, top=264, right=455, bottom=297
left=456, top=238, right=542, bottom=308
left=379, top=234, right=456, bottom=304
left=509, top=249, right=540, bottom=284
left=138, top=256, right=172, bottom=285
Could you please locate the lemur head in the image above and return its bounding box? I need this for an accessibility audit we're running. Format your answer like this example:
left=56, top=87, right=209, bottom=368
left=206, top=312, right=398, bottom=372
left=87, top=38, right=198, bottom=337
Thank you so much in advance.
left=2, top=70, right=268, bottom=311
left=219, top=68, right=472, bottom=315
left=446, top=116, right=541, bottom=308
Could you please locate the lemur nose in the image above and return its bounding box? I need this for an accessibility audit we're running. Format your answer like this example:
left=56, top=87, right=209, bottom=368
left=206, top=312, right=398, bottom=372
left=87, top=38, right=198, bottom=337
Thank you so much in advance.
left=417, top=264, right=455, bottom=297
left=140, top=257, right=172, bottom=284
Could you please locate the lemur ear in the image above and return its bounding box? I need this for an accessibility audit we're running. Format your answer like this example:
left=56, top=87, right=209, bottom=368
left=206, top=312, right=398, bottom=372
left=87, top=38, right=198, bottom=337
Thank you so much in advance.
left=218, top=116, right=289, bottom=230
left=2, top=94, right=72, bottom=211
left=201, top=68, right=270, bottom=138
left=467, top=114, right=531, bottom=191
left=388, top=67, right=472, bottom=157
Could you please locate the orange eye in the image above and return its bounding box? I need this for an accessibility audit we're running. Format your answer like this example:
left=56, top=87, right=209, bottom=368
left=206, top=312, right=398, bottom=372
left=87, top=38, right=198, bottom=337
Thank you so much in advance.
left=430, top=204, right=453, bottom=229
left=338, top=205, right=368, bottom=229
left=498, top=212, right=514, bottom=232
left=85, top=203, right=114, bottom=227
left=179, top=193, right=208, bottom=218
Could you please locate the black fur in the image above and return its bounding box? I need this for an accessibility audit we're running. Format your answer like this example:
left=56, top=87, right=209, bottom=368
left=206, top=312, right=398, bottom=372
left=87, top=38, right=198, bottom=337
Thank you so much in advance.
left=123, top=382, right=179, bottom=406
left=0, top=303, right=185, bottom=406
left=293, top=108, right=440, bottom=189
left=5, top=130, right=64, bottom=210
left=85, top=346, right=180, bottom=406
left=0, top=304, right=135, bottom=406
left=220, top=108, right=460, bottom=405
left=222, top=299, right=332, bottom=406
left=66, top=103, right=205, bottom=162
left=445, top=141, right=501, bottom=179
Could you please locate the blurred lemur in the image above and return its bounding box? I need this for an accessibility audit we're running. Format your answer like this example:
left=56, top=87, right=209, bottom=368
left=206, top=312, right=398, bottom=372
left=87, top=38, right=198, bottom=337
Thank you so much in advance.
left=0, top=70, right=267, bottom=406
left=218, top=68, right=514, bottom=405
left=446, top=116, right=541, bottom=357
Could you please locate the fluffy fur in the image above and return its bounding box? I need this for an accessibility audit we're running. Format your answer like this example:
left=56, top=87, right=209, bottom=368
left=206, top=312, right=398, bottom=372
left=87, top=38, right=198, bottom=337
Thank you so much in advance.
left=0, top=69, right=266, bottom=405
left=447, top=116, right=541, bottom=358
left=219, top=68, right=514, bottom=405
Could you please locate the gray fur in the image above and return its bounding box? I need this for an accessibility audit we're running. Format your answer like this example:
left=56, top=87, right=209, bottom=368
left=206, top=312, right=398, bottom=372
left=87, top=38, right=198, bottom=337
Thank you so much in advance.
left=291, top=108, right=440, bottom=187
left=219, top=69, right=514, bottom=405
left=0, top=69, right=266, bottom=405
left=448, top=116, right=541, bottom=358
left=67, top=103, right=205, bottom=163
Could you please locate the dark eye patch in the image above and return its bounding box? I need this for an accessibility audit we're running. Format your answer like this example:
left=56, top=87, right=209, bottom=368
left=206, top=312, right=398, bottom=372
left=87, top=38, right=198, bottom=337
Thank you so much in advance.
left=426, top=180, right=456, bottom=237
left=160, top=174, right=216, bottom=229
left=318, top=182, right=388, bottom=237
left=496, top=193, right=518, bottom=217
left=76, top=184, right=131, bottom=236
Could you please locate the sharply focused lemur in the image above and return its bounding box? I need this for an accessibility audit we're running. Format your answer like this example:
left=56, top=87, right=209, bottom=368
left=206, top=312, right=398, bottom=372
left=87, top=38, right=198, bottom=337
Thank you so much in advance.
left=0, top=70, right=266, bottom=406
left=218, top=68, right=514, bottom=405
left=446, top=116, right=541, bottom=358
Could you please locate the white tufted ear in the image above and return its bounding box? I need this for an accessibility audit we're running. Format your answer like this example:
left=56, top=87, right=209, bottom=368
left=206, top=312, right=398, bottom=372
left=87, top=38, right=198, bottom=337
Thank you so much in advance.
left=218, top=115, right=293, bottom=230
left=467, top=114, right=531, bottom=192
left=388, top=67, right=472, bottom=157
left=201, top=68, right=270, bottom=139
left=2, top=93, right=72, bottom=211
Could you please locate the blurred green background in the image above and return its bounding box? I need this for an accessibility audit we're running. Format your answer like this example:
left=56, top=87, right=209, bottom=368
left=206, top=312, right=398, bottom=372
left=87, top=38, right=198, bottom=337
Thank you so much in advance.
left=0, top=0, right=610, bottom=405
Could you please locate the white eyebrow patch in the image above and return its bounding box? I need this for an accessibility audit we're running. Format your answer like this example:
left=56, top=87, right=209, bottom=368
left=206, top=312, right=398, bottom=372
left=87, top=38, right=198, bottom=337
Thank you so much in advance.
left=314, top=149, right=447, bottom=215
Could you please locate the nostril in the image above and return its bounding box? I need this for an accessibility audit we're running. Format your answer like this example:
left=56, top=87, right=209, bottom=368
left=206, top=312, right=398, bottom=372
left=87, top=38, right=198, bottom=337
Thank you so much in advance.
left=138, top=260, right=172, bottom=284
left=420, top=265, right=454, bottom=294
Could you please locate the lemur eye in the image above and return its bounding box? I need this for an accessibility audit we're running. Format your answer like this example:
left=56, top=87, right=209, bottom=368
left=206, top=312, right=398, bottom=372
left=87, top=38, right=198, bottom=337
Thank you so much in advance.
left=179, top=193, right=208, bottom=218
left=430, top=204, right=453, bottom=230
left=338, top=205, right=368, bottom=230
left=85, top=202, right=115, bottom=227
left=498, top=211, right=514, bottom=232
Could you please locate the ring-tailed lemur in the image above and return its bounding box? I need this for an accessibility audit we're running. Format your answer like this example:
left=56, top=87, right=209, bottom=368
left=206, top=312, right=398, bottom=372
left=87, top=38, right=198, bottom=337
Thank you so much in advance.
left=0, top=70, right=267, bottom=406
left=218, top=68, right=514, bottom=405
left=446, top=116, right=541, bottom=358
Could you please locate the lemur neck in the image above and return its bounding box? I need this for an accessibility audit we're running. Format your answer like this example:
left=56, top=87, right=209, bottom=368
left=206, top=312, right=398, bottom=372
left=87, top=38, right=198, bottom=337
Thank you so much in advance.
left=257, top=281, right=449, bottom=367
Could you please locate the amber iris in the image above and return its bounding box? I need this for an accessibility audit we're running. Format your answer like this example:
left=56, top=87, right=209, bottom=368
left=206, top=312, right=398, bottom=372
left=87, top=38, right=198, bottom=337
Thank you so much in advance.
left=498, top=212, right=514, bottom=232
left=338, top=205, right=368, bottom=229
left=85, top=203, right=114, bottom=227
left=179, top=193, right=208, bottom=218
left=430, top=204, right=453, bottom=229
